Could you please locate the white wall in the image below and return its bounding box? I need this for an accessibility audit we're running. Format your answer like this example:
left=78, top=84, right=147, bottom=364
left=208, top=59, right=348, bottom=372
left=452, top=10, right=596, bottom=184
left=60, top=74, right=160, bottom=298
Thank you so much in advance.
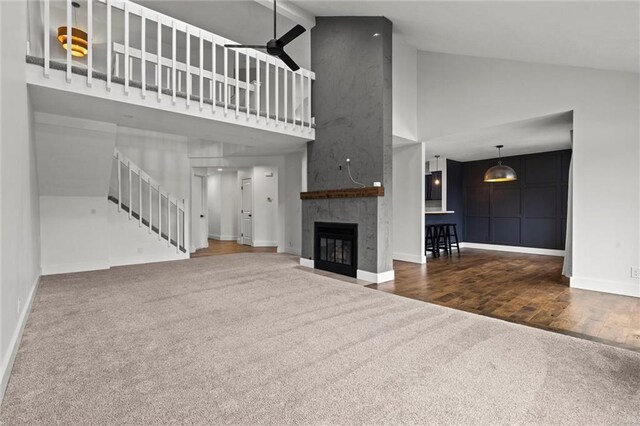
left=393, top=36, right=419, bottom=143
left=35, top=114, right=117, bottom=196
left=393, top=144, right=425, bottom=264
left=418, top=51, right=640, bottom=297
left=283, top=152, right=303, bottom=255
left=0, top=0, right=41, bottom=401
left=116, top=127, right=190, bottom=202
left=40, top=197, right=110, bottom=274
left=249, top=166, right=279, bottom=247
left=108, top=202, right=188, bottom=266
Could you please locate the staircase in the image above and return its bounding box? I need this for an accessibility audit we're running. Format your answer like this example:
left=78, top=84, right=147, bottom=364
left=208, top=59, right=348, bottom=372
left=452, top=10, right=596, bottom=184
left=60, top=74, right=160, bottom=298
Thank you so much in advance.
left=109, top=149, right=188, bottom=254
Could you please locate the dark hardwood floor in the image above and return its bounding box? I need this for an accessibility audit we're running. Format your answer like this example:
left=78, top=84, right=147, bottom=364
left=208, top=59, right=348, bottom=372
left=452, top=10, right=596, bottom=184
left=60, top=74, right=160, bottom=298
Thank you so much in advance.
left=368, top=248, right=640, bottom=352
left=191, top=239, right=277, bottom=257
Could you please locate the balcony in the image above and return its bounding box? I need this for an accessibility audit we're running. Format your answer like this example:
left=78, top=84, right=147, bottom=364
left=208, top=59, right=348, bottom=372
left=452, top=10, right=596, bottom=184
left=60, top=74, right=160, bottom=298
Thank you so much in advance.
left=26, top=0, right=315, bottom=141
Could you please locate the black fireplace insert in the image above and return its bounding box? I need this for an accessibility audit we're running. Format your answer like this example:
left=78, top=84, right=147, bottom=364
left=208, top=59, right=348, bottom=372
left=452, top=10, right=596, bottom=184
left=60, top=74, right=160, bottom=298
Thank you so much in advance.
left=314, top=222, right=358, bottom=277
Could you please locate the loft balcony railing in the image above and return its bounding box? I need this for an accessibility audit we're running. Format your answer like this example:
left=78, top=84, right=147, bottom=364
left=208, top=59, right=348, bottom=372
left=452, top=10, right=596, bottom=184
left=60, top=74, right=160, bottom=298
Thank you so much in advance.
left=27, top=0, right=315, bottom=134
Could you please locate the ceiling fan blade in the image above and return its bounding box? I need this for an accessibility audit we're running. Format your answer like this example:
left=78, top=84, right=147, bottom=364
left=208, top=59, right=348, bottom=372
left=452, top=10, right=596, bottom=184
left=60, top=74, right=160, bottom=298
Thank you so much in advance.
left=278, top=51, right=300, bottom=72
left=224, top=44, right=267, bottom=49
left=278, top=24, right=306, bottom=47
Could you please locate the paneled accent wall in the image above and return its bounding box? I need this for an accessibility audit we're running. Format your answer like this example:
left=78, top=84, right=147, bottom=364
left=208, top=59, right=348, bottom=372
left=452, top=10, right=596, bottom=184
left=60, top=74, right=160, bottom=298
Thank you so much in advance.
left=463, top=150, right=571, bottom=250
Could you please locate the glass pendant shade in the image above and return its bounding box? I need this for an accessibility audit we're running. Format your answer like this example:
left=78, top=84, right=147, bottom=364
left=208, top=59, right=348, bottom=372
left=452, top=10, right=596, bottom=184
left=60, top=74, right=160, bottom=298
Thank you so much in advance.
left=484, top=145, right=517, bottom=182
left=57, top=26, right=88, bottom=57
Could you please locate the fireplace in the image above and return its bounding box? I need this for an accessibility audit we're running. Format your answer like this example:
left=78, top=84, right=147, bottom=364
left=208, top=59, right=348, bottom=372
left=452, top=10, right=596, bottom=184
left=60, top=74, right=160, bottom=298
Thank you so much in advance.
left=314, top=222, right=358, bottom=277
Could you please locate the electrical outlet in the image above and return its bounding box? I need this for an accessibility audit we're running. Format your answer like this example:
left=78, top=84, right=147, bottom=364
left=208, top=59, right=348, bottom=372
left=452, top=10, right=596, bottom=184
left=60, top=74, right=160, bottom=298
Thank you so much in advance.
left=632, top=267, right=640, bottom=279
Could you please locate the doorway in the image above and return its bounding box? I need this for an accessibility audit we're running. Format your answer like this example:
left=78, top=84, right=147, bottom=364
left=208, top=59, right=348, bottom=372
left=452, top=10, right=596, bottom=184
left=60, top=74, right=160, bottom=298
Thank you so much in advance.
left=241, top=177, right=253, bottom=246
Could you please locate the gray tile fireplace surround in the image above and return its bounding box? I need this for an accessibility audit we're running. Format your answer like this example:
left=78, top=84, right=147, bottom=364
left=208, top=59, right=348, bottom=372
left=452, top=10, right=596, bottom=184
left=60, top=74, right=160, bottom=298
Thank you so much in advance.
left=301, top=17, right=393, bottom=280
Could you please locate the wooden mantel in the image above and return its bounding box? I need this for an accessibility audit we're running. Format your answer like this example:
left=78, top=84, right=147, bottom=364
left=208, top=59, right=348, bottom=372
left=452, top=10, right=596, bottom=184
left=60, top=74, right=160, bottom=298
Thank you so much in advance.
left=300, top=187, right=385, bottom=200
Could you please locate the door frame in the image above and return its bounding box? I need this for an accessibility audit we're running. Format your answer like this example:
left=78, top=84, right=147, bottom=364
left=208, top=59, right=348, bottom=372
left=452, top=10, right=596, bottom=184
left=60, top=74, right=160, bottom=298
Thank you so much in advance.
left=240, top=177, right=253, bottom=246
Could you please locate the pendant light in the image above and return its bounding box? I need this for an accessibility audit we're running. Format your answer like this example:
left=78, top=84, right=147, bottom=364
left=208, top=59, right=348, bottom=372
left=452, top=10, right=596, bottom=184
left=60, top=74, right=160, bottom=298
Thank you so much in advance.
left=433, top=155, right=441, bottom=185
left=484, top=145, right=517, bottom=182
left=57, top=2, right=88, bottom=58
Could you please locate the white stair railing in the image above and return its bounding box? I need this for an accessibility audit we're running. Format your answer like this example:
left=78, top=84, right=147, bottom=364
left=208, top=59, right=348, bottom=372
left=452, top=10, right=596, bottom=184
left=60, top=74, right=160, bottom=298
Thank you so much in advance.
left=38, top=0, right=315, bottom=132
left=111, top=149, right=188, bottom=253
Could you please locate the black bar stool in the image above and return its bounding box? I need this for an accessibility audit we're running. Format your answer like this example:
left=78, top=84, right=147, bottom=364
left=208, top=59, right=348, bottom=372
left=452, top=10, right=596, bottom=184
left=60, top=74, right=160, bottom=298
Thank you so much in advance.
left=425, top=225, right=439, bottom=257
left=443, top=223, right=460, bottom=255
left=435, top=224, right=450, bottom=256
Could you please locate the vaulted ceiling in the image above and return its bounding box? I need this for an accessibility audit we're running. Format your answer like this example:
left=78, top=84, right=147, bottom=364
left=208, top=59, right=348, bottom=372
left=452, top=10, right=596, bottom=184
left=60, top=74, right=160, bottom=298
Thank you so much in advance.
left=290, top=0, right=639, bottom=73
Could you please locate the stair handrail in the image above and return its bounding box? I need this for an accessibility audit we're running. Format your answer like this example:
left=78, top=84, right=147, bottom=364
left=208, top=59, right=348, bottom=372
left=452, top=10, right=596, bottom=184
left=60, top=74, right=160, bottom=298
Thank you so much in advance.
left=113, top=148, right=188, bottom=253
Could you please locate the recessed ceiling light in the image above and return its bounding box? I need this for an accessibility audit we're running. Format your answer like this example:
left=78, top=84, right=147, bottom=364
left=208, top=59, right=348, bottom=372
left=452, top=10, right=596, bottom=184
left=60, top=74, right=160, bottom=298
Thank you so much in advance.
left=217, top=168, right=223, bottom=171
left=372, top=33, right=381, bottom=37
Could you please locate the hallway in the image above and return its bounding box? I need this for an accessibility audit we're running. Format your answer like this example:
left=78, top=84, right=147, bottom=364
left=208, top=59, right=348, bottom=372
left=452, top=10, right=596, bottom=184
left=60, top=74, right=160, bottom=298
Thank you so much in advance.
left=191, top=239, right=277, bottom=258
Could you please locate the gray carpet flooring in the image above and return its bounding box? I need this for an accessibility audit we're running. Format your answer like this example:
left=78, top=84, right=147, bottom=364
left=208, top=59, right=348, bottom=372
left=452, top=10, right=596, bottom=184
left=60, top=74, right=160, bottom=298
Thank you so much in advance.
left=1, top=253, right=639, bottom=425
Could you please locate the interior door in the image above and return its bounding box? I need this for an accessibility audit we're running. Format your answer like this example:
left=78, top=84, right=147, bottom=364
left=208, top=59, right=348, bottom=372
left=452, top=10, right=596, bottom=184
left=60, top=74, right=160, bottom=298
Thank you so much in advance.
left=241, top=178, right=252, bottom=245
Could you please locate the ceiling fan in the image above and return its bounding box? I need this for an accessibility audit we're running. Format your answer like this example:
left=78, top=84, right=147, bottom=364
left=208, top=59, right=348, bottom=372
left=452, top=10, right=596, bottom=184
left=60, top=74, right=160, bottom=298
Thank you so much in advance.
left=224, top=0, right=306, bottom=71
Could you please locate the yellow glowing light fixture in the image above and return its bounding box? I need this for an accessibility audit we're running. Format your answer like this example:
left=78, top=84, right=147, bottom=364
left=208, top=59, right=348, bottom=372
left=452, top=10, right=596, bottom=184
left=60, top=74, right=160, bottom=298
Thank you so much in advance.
left=433, top=155, right=441, bottom=185
left=57, top=2, right=88, bottom=58
left=484, top=145, right=518, bottom=183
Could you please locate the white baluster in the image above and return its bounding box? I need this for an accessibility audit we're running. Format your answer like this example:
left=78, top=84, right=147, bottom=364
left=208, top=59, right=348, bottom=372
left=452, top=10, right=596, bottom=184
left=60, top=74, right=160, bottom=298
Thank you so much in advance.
left=148, top=178, right=152, bottom=234
left=87, top=0, right=92, bottom=87
left=275, top=62, right=279, bottom=126
left=245, top=52, right=250, bottom=120
left=44, top=0, right=50, bottom=77
left=157, top=15, right=162, bottom=100
left=138, top=171, right=142, bottom=227
left=235, top=49, right=239, bottom=118
left=158, top=187, right=162, bottom=241
left=106, top=0, right=112, bottom=91
left=256, top=53, right=260, bottom=122
left=124, top=1, right=129, bottom=94
left=117, top=153, right=122, bottom=212
left=308, top=73, right=312, bottom=132
left=284, top=68, right=288, bottom=128
left=199, top=31, right=203, bottom=111
left=223, top=46, right=228, bottom=115
left=167, top=194, right=171, bottom=247
left=265, top=58, right=270, bottom=124
left=141, top=10, right=146, bottom=98
left=186, top=27, right=191, bottom=108
left=292, top=71, right=296, bottom=129
left=172, top=21, right=176, bottom=104
left=211, top=37, right=217, bottom=112
left=128, top=161, right=132, bottom=220
left=66, top=0, right=72, bottom=82
left=176, top=203, right=180, bottom=253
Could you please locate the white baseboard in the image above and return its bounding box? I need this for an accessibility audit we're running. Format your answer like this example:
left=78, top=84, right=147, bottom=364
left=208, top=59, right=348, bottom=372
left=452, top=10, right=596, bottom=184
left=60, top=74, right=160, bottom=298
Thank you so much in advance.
left=109, top=253, right=189, bottom=268
left=208, top=234, right=238, bottom=241
left=571, top=276, right=640, bottom=298
left=299, top=258, right=394, bottom=284
left=1, top=275, right=40, bottom=404
left=357, top=269, right=395, bottom=284
left=252, top=240, right=278, bottom=247
left=280, top=247, right=301, bottom=256
left=41, top=261, right=111, bottom=275
left=459, top=242, right=564, bottom=257
left=393, top=252, right=426, bottom=264
left=299, top=258, right=314, bottom=268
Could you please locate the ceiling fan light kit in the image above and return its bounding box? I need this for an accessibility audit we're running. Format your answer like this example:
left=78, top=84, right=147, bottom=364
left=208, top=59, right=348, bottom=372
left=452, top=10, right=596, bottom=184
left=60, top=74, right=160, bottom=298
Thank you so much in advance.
left=224, top=0, right=305, bottom=71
